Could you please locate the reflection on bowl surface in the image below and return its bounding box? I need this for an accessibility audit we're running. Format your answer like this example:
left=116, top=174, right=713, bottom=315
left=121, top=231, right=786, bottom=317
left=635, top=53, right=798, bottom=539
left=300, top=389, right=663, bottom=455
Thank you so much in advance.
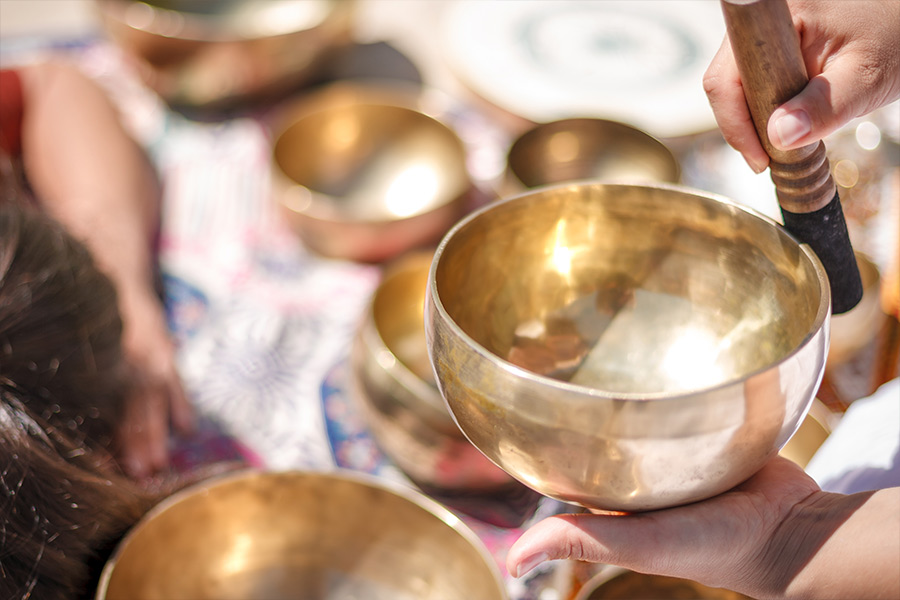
left=426, top=182, right=830, bottom=511
left=272, top=84, right=472, bottom=262
left=506, top=118, right=680, bottom=191
left=96, top=470, right=507, bottom=600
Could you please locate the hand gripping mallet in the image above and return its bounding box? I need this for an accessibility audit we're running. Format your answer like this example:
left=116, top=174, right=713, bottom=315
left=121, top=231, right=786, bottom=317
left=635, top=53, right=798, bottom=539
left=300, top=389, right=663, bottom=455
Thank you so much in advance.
left=721, top=0, right=863, bottom=314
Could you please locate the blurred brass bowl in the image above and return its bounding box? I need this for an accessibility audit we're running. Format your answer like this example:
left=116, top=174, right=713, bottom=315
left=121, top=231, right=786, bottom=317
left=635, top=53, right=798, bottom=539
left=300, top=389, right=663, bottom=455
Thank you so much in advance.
left=778, top=398, right=835, bottom=469
left=505, top=118, right=680, bottom=193
left=426, top=182, right=830, bottom=512
left=575, top=567, right=752, bottom=600
left=350, top=251, right=525, bottom=493
left=828, top=252, right=884, bottom=366
left=96, top=0, right=355, bottom=109
left=96, top=470, right=507, bottom=600
left=272, top=84, right=473, bottom=262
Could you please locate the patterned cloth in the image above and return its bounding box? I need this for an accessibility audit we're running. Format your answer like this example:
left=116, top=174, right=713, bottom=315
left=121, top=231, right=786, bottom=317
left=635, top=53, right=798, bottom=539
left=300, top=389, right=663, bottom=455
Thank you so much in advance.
left=37, top=39, right=564, bottom=597
left=38, top=41, right=377, bottom=473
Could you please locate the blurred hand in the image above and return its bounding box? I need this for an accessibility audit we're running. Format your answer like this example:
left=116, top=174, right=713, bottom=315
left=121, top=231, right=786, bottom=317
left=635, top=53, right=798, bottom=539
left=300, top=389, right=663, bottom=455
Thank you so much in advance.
left=16, top=61, right=195, bottom=480
left=507, top=456, right=899, bottom=599
left=116, top=293, right=194, bottom=479
left=703, top=0, right=900, bottom=173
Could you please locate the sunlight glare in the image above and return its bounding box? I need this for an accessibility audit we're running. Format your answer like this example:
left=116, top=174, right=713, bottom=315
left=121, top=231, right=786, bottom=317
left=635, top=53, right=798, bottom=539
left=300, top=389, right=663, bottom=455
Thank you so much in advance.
left=385, top=164, right=439, bottom=217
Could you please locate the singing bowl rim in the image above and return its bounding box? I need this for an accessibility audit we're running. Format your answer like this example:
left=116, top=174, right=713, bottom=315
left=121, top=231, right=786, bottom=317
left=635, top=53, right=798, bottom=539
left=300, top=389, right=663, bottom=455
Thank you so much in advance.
left=95, top=0, right=351, bottom=42
left=427, top=180, right=831, bottom=402
left=95, top=468, right=507, bottom=600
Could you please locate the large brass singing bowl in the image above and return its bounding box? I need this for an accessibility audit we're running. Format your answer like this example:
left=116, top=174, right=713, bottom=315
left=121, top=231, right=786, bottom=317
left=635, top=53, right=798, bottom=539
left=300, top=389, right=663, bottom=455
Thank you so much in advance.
left=96, top=470, right=507, bottom=600
left=425, top=182, right=830, bottom=512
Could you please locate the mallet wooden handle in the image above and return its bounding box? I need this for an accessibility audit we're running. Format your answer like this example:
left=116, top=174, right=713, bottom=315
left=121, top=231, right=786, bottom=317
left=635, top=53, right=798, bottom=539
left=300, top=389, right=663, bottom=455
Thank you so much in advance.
left=721, top=0, right=863, bottom=313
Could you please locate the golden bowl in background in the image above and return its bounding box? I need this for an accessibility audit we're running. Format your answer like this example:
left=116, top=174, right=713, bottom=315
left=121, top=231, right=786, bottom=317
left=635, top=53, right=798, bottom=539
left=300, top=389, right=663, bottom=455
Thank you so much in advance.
left=96, top=470, right=507, bottom=600
left=426, top=182, right=830, bottom=512
left=349, top=252, right=536, bottom=508
left=505, top=118, right=680, bottom=194
left=778, top=398, right=836, bottom=468
left=271, top=83, right=474, bottom=263
left=828, top=252, right=884, bottom=366
left=96, top=0, right=355, bottom=109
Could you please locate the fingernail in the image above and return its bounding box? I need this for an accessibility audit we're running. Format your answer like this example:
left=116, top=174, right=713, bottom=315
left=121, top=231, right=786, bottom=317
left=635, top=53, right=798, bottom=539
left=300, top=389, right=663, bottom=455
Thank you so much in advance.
left=773, top=109, right=811, bottom=148
left=514, top=552, right=549, bottom=578
left=744, top=154, right=768, bottom=174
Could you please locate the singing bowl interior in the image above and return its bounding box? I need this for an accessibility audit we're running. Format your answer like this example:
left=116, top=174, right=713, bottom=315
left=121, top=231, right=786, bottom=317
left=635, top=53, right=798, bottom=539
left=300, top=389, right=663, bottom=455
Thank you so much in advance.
left=350, top=252, right=524, bottom=493
left=426, top=182, right=830, bottom=511
left=506, top=118, right=680, bottom=190
left=272, top=85, right=471, bottom=262
left=96, top=470, right=507, bottom=600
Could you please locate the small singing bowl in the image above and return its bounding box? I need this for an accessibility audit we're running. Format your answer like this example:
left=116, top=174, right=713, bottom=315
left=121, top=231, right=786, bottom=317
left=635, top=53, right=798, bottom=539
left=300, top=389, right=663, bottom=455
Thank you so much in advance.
left=425, top=181, right=830, bottom=512
left=505, top=118, right=680, bottom=193
left=96, top=470, right=507, bottom=600
left=349, top=251, right=527, bottom=493
left=271, top=84, right=473, bottom=263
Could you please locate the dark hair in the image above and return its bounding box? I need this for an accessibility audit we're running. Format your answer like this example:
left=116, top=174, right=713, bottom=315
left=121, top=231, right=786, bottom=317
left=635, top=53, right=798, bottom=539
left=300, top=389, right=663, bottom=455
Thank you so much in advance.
left=0, top=201, right=156, bottom=599
left=0, top=199, right=130, bottom=445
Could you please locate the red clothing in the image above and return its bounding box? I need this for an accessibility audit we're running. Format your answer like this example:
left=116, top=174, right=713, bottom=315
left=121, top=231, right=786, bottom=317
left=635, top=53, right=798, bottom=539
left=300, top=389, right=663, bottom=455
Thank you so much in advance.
left=0, top=69, right=24, bottom=156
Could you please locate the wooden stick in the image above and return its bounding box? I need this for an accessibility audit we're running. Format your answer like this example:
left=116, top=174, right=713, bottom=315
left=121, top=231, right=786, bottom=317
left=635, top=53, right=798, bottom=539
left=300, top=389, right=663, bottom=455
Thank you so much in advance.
left=721, top=0, right=833, bottom=213
left=721, top=0, right=863, bottom=313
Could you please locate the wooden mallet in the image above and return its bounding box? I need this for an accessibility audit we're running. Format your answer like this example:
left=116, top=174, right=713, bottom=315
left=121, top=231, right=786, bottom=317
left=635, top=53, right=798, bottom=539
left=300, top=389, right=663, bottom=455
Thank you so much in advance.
left=721, top=0, right=863, bottom=314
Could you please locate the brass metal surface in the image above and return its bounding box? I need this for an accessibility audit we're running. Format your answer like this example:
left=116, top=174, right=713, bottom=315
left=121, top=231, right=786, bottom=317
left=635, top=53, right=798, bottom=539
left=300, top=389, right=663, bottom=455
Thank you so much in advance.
left=828, top=252, right=884, bottom=365
left=576, top=567, right=753, bottom=600
left=272, top=84, right=473, bottom=262
left=778, top=398, right=835, bottom=468
left=96, top=470, right=507, bottom=600
left=425, top=182, right=830, bottom=512
left=96, top=0, right=355, bottom=109
left=349, top=252, right=526, bottom=492
left=505, top=118, right=680, bottom=194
